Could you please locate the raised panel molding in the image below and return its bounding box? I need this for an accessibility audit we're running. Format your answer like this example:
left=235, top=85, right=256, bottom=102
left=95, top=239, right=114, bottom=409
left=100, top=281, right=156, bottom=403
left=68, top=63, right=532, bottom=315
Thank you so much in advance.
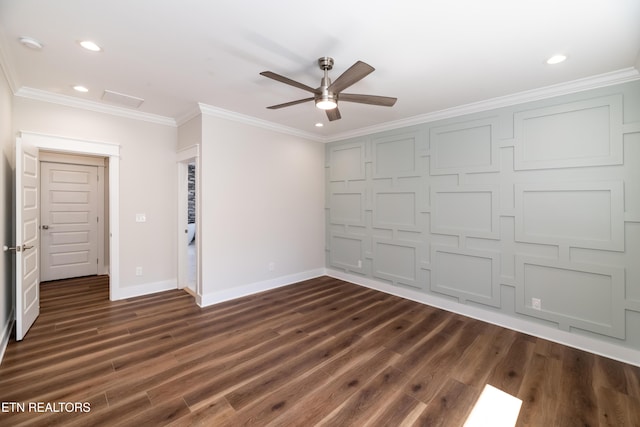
left=431, top=246, right=500, bottom=307
left=514, top=181, right=624, bottom=251
left=329, top=141, right=366, bottom=182
left=431, top=186, right=499, bottom=239
left=329, top=234, right=365, bottom=273
left=329, top=192, right=364, bottom=225
left=326, top=80, right=640, bottom=358
left=373, top=240, right=421, bottom=289
left=513, top=95, right=623, bottom=170
left=373, top=191, right=418, bottom=230
left=515, top=256, right=625, bottom=339
left=430, top=117, right=499, bottom=175
left=372, top=131, right=422, bottom=178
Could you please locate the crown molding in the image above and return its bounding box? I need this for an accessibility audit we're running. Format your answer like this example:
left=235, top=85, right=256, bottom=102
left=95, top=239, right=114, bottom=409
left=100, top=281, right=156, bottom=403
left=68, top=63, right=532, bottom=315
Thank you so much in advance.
left=175, top=106, right=202, bottom=127
left=197, top=103, right=324, bottom=142
left=8, top=66, right=639, bottom=142
left=325, top=67, right=640, bottom=143
left=14, top=87, right=177, bottom=127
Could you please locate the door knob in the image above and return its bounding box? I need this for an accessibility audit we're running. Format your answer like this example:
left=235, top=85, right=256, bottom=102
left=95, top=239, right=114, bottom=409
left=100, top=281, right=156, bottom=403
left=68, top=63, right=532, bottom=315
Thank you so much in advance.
left=42, top=225, right=49, bottom=229
left=3, top=244, right=34, bottom=252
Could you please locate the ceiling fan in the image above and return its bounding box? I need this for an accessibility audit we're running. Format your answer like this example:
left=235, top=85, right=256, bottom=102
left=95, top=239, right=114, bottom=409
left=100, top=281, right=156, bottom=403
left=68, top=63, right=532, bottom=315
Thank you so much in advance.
left=260, top=57, right=397, bottom=121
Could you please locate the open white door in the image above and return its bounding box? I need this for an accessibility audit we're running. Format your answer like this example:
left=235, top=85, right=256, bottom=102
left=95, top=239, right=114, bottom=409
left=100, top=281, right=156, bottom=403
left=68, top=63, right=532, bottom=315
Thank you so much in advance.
left=15, top=136, right=40, bottom=340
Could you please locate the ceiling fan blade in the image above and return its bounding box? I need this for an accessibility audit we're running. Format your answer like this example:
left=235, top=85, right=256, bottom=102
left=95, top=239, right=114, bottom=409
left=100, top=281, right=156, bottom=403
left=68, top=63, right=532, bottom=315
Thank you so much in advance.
left=266, top=97, right=314, bottom=109
left=339, top=93, right=397, bottom=107
left=328, top=61, right=375, bottom=94
left=326, top=107, right=341, bottom=121
left=260, top=71, right=318, bottom=94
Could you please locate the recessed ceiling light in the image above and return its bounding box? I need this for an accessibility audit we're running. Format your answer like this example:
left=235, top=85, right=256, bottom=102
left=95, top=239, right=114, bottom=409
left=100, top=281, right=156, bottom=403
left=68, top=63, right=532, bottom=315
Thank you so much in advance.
left=79, top=40, right=102, bottom=52
left=315, top=123, right=324, bottom=127
left=546, top=54, right=567, bottom=65
left=19, top=36, right=43, bottom=50
left=73, top=85, right=89, bottom=93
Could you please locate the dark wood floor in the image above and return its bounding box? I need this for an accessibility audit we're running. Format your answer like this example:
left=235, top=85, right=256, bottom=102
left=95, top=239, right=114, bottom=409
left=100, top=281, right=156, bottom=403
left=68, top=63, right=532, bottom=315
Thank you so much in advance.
left=0, top=276, right=639, bottom=426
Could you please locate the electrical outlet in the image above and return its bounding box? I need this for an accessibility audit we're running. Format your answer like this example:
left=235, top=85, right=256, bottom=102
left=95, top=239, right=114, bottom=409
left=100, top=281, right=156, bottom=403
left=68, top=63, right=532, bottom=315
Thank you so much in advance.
left=268, top=262, right=275, bottom=271
left=136, top=214, right=146, bottom=223
left=531, top=297, right=541, bottom=310
left=357, top=259, right=362, bottom=268
left=136, top=267, right=143, bottom=276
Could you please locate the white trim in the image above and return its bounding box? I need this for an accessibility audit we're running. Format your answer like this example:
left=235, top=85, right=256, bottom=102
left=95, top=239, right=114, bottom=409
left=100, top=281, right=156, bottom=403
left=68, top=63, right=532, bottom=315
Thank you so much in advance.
left=176, top=144, right=199, bottom=162
left=18, top=131, right=121, bottom=301
left=111, top=279, right=177, bottom=300
left=7, top=66, right=638, bottom=144
left=39, top=151, right=107, bottom=167
left=197, top=103, right=323, bottom=142
left=15, top=87, right=177, bottom=127
left=198, top=269, right=325, bottom=307
left=325, top=67, right=640, bottom=143
left=176, top=144, right=201, bottom=300
left=19, top=132, right=120, bottom=157
left=326, top=268, right=640, bottom=368
left=175, top=107, right=202, bottom=127
left=0, top=309, right=15, bottom=366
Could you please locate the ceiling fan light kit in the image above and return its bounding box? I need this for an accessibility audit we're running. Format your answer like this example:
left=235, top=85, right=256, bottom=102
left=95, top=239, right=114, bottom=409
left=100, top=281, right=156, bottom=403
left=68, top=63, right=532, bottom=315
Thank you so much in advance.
left=261, top=56, right=397, bottom=121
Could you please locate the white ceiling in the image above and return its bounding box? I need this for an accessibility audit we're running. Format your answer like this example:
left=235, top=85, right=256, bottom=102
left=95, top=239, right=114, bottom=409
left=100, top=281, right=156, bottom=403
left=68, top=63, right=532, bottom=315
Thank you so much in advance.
left=1, top=0, right=639, bottom=141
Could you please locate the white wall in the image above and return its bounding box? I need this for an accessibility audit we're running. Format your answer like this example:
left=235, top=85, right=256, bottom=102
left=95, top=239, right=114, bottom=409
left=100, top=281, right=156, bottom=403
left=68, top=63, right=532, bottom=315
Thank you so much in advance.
left=0, top=62, right=14, bottom=360
left=12, top=97, right=178, bottom=296
left=198, top=114, right=325, bottom=304
left=177, top=114, right=201, bottom=151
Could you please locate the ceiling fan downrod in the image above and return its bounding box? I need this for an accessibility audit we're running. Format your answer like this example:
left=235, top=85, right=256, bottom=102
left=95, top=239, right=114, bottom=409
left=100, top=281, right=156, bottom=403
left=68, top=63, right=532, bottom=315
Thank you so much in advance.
left=316, top=57, right=337, bottom=109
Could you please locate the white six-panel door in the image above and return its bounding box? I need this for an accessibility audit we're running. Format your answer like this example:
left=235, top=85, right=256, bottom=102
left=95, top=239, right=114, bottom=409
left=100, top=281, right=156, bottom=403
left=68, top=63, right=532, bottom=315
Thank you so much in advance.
left=15, top=137, right=40, bottom=341
left=40, top=162, right=98, bottom=281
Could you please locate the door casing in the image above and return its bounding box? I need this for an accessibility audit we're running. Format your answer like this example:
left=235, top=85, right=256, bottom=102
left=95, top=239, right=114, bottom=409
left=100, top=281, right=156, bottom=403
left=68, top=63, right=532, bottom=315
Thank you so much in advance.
left=177, top=145, right=200, bottom=301
left=18, top=132, right=120, bottom=301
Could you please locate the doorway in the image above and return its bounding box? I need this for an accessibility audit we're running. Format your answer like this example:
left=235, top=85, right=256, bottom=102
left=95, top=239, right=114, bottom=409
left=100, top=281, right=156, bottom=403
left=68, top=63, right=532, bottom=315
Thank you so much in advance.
left=16, top=132, right=120, bottom=295
left=39, top=153, right=106, bottom=281
left=177, top=146, right=199, bottom=299
left=185, top=161, right=196, bottom=293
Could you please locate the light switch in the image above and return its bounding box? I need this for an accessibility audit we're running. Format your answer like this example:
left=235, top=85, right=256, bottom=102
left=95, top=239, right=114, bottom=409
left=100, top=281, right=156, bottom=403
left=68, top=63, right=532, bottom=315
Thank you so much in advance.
left=136, top=213, right=146, bottom=222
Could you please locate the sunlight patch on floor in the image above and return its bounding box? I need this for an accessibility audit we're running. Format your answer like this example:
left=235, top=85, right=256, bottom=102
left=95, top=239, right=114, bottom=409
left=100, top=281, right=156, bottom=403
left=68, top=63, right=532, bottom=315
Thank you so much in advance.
left=464, top=384, right=522, bottom=427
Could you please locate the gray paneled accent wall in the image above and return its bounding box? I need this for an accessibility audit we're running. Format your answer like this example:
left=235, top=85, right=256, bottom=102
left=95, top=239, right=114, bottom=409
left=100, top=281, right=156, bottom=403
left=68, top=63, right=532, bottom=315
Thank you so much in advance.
left=326, top=80, right=640, bottom=352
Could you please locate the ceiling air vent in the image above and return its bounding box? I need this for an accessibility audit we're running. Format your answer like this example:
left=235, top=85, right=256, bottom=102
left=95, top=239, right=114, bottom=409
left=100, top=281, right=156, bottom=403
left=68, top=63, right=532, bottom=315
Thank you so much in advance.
left=102, top=89, right=144, bottom=108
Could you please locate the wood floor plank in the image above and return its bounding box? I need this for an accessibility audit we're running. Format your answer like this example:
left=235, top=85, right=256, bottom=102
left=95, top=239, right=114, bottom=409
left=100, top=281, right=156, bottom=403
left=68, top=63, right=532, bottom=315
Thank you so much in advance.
left=555, top=345, right=599, bottom=425
left=412, top=378, right=480, bottom=427
left=363, top=390, right=424, bottom=427
left=180, top=331, right=334, bottom=410
left=225, top=331, right=361, bottom=410
left=317, top=365, right=407, bottom=426
left=266, top=348, right=399, bottom=427
left=1, top=275, right=638, bottom=427
left=516, top=352, right=563, bottom=426
left=484, top=334, right=535, bottom=397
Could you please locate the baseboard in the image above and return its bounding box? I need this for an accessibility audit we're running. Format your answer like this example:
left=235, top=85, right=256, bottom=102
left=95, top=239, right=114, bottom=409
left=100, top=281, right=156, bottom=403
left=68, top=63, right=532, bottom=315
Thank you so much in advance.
left=111, top=279, right=177, bottom=300
left=198, top=268, right=325, bottom=307
left=326, top=269, right=640, bottom=368
left=0, top=309, right=15, bottom=367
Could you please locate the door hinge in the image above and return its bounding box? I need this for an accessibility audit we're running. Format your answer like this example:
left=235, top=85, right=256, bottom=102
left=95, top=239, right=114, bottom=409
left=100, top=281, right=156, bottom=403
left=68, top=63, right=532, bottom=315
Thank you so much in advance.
left=97, top=216, right=99, bottom=223
left=97, top=258, right=99, bottom=264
